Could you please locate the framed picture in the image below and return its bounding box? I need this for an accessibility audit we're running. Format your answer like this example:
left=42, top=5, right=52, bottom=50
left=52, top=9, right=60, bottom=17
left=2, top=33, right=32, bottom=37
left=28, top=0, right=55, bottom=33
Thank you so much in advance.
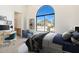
left=29, top=18, right=35, bottom=29
left=0, top=16, right=7, bottom=20
left=0, top=16, right=7, bottom=25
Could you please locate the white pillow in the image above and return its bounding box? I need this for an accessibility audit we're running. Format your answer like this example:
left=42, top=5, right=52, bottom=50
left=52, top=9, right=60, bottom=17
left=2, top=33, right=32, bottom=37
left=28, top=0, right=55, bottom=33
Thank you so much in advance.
left=62, top=32, right=71, bottom=40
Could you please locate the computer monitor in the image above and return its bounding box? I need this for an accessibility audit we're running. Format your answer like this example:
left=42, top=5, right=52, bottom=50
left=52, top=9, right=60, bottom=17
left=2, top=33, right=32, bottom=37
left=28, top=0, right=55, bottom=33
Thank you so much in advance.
left=0, top=25, right=9, bottom=30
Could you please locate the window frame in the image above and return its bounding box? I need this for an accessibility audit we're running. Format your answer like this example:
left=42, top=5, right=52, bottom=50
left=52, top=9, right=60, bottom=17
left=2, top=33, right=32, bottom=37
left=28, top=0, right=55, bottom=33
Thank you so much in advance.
left=36, top=13, right=55, bottom=32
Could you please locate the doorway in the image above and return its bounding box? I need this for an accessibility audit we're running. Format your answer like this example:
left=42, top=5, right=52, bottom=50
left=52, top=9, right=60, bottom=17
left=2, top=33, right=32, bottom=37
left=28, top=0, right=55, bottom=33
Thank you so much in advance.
left=14, top=12, right=22, bottom=36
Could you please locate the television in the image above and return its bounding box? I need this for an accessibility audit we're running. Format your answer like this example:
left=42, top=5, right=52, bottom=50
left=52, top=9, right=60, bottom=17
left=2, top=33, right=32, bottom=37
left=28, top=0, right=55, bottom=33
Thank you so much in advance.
left=0, top=25, right=9, bottom=30
left=75, top=27, right=79, bottom=32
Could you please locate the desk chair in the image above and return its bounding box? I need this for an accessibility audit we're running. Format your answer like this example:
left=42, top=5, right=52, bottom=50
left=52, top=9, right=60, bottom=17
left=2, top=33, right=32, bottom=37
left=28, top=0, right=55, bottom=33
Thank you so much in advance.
left=3, top=33, right=16, bottom=47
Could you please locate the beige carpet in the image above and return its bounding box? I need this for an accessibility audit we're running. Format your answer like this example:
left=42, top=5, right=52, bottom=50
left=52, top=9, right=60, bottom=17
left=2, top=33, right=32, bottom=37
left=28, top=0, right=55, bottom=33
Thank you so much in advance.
left=0, top=36, right=26, bottom=53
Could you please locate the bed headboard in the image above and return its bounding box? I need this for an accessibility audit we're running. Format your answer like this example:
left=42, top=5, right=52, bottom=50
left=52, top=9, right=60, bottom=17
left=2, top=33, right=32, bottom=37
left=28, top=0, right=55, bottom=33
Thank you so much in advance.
left=75, top=27, right=79, bottom=32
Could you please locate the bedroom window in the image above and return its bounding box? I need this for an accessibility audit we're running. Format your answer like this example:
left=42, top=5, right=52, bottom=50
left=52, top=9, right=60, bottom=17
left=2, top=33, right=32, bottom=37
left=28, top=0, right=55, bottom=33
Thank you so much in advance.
left=36, top=5, right=55, bottom=32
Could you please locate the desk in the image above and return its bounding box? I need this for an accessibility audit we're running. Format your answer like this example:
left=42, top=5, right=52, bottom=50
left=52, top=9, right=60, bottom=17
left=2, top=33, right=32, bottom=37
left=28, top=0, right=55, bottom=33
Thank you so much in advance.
left=0, top=32, right=4, bottom=45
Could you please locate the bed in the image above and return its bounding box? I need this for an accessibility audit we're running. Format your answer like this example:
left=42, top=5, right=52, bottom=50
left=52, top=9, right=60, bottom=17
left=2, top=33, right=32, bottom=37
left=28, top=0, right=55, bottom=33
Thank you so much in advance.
left=19, top=31, right=79, bottom=53
left=25, top=32, right=64, bottom=53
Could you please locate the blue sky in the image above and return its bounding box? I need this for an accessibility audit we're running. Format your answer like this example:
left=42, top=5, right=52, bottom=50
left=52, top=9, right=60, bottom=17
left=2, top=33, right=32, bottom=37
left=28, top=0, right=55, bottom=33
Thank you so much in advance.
left=37, top=5, right=55, bottom=22
left=37, top=5, right=55, bottom=16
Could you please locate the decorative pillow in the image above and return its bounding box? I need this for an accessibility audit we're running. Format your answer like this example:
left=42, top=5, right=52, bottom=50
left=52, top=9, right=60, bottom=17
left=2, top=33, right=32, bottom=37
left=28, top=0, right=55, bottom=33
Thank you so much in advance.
left=72, top=32, right=79, bottom=39
left=71, top=37, right=79, bottom=44
left=62, top=31, right=72, bottom=40
left=71, top=32, right=79, bottom=44
left=62, top=30, right=75, bottom=40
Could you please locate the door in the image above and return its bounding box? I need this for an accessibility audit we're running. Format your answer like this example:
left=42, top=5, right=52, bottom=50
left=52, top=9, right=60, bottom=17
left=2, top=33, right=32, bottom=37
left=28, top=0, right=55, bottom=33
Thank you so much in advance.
left=14, top=12, right=22, bottom=36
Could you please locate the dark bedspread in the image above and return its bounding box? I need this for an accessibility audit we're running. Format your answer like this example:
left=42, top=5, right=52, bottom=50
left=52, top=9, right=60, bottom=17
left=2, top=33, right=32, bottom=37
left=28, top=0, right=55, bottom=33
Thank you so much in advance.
left=25, top=32, right=48, bottom=52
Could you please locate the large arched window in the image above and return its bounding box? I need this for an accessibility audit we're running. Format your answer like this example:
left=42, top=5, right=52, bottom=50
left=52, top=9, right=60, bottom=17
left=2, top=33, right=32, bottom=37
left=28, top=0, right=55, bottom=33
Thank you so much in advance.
left=36, top=5, right=55, bottom=32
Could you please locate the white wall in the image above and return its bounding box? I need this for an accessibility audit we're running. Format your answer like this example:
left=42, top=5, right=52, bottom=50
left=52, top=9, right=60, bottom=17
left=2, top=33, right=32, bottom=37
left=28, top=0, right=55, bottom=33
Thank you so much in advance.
left=24, top=5, right=41, bottom=30
left=54, top=5, right=76, bottom=33
left=24, top=5, right=79, bottom=33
